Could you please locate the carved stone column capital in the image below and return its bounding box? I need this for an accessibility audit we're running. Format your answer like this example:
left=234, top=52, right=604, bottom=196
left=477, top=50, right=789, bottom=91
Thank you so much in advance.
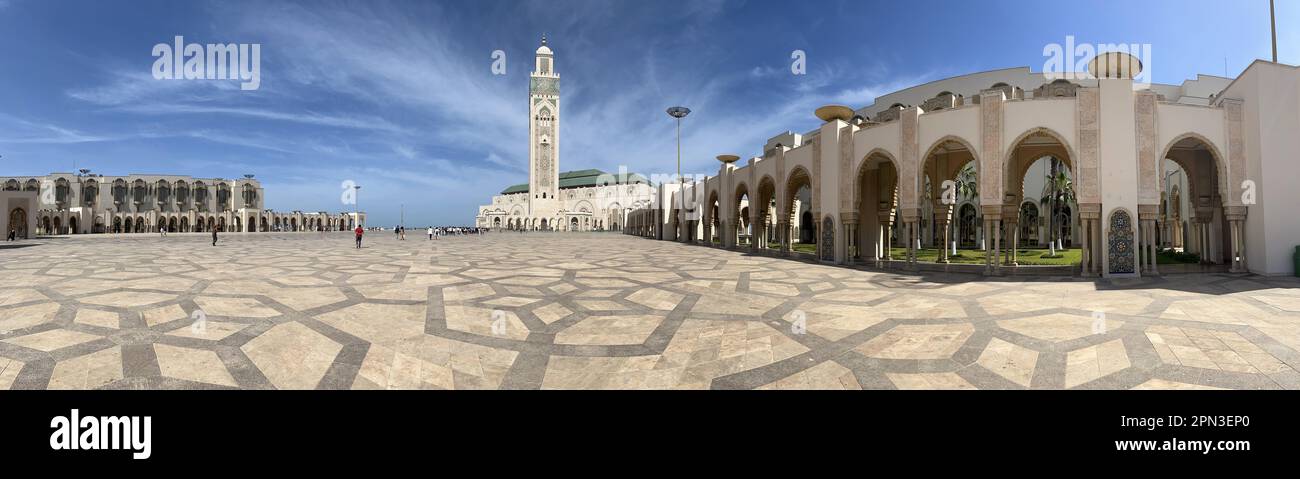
left=1078, top=202, right=1102, bottom=220
left=1138, top=204, right=1160, bottom=221
left=1223, top=205, right=1248, bottom=221
left=898, top=207, right=921, bottom=223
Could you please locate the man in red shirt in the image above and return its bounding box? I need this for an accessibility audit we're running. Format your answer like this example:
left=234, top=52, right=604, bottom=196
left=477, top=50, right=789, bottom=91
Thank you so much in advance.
left=354, top=225, right=364, bottom=249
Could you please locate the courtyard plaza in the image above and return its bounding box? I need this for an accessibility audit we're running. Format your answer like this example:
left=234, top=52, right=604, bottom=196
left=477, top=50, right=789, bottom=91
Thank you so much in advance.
left=1, top=232, right=1299, bottom=390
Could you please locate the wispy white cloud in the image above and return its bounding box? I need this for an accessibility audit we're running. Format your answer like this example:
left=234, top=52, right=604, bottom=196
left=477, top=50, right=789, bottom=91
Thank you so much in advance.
left=230, top=2, right=524, bottom=150
left=184, top=129, right=297, bottom=154
left=484, top=152, right=519, bottom=172
left=392, top=145, right=417, bottom=160
left=120, top=103, right=413, bottom=135
left=0, top=114, right=117, bottom=144
left=38, top=0, right=943, bottom=225
left=67, top=69, right=411, bottom=135
left=750, top=65, right=779, bottom=79
left=67, top=70, right=241, bottom=106
left=831, top=71, right=941, bottom=107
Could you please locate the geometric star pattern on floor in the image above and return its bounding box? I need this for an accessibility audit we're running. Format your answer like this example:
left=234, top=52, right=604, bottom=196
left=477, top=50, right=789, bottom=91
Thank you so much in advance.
left=2, top=232, right=1300, bottom=390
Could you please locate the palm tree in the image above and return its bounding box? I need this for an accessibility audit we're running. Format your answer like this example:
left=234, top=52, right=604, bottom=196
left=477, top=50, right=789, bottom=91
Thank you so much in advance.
left=1039, top=160, right=1075, bottom=255
left=1040, top=158, right=1059, bottom=254
left=1051, top=171, right=1076, bottom=249
left=952, top=163, right=978, bottom=252
left=955, top=163, right=978, bottom=201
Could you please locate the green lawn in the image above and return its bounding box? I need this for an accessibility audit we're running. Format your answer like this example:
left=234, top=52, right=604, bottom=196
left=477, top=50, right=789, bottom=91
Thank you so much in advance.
left=1157, top=249, right=1200, bottom=265
left=722, top=240, right=1197, bottom=267
left=888, top=247, right=1082, bottom=266
left=761, top=242, right=817, bottom=254
left=755, top=242, right=816, bottom=254
left=747, top=242, right=1079, bottom=265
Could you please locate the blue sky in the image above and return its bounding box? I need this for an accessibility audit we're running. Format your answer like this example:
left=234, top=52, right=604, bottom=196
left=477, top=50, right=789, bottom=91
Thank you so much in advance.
left=0, top=0, right=1294, bottom=226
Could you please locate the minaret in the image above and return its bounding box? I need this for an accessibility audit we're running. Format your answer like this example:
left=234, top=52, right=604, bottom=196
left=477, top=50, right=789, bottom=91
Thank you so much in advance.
left=528, top=34, right=560, bottom=213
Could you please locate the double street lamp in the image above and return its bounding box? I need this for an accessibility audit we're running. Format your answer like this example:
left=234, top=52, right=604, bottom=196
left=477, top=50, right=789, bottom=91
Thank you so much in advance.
left=78, top=168, right=91, bottom=208
left=666, top=106, right=691, bottom=237
left=353, top=184, right=361, bottom=229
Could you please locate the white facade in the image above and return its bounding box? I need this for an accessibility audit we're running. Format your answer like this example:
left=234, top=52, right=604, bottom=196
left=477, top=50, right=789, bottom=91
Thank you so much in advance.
left=1, top=190, right=38, bottom=239
left=1, top=173, right=366, bottom=235
left=633, top=54, right=1296, bottom=277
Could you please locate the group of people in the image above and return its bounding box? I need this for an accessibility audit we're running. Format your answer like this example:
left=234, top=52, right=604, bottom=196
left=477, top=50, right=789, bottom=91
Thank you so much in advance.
left=389, top=225, right=488, bottom=240
left=352, top=225, right=488, bottom=248
left=4, top=221, right=489, bottom=249
left=423, top=226, right=485, bottom=239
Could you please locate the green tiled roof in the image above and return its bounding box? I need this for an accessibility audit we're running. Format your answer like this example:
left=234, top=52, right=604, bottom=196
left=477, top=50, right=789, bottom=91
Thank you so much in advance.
left=500, top=169, right=651, bottom=195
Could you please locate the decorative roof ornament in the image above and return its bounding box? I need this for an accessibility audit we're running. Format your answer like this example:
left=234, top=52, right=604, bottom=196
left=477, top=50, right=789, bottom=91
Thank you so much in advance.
left=814, top=105, right=854, bottom=123
left=1087, top=51, right=1143, bottom=80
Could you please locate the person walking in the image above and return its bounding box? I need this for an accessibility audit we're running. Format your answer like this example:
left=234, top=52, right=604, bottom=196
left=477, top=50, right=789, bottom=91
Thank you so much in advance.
left=211, top=227, right=218, bottom=246
left=355, top=225, right=364, bottom=248
left=427, top=226, right=433, bottom=240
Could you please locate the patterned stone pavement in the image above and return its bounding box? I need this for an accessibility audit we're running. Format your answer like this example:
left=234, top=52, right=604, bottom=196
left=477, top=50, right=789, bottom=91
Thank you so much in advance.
left=2, top=232, right=1300, bottom=390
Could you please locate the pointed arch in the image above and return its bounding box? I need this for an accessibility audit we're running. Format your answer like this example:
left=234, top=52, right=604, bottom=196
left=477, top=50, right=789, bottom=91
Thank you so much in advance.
left=854, top=148, right=901, bottom=210
left=1005, top=127, right=1079, bottom=187
left=1160, top=132, right=1230, bottom=207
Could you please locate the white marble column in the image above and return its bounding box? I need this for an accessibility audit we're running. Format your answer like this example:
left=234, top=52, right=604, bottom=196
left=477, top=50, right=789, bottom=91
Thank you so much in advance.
left=993, top=218, right=1002, bottom=272
left=1149, top=220, right=1159, bottom=275
left=1081, top=219, right=1091, bottom=276
left=983, top=218, right=992, bottom=274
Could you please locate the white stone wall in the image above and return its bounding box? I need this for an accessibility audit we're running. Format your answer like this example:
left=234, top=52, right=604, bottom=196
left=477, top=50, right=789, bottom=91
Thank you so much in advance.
left=477, top=183, right=655, bottom=231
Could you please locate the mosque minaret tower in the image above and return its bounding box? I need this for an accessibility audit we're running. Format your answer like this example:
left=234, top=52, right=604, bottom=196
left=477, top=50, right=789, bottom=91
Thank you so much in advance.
left=474, top=35, right=655, bottom=232
left=528, top=34, right=560, bottom=217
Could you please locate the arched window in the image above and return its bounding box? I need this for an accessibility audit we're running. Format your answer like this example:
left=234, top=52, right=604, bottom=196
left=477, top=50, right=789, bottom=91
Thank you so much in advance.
left=1019, top=203, right=1039, bottom=246
left=959, top=203, right=978, bottom=247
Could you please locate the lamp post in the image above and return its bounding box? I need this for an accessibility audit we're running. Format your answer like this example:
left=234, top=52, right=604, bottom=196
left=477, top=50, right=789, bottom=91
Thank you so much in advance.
left=666, top=106, right=691, bottom=240
left=1272, top=0, right=1278, bottom=63
left=78, top=168, right=90, bottom=205
left=354, top=185, right=361, bottom=230
left=242, top=174, right=255, bottom=210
